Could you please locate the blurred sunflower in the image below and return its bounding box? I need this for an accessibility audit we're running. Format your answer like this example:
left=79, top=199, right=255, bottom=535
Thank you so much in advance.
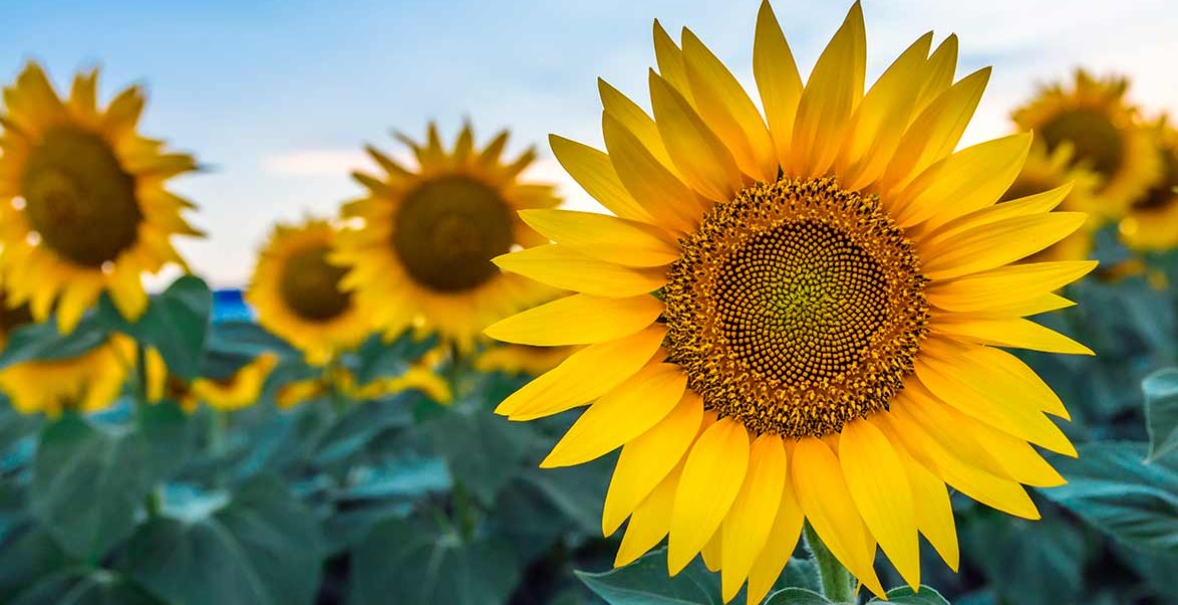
left=0, top=291, right=132, bottom=415
left=1013, top=70, right=1159, bottom=219
left=488, top=3, right=1093, bottom=602
left=146, top=349, right=277, bottom=412
left=275, top=364, right=452, bottom=408
left=1119, top=118, right=1178, bottom=251
left=0, top=62, right=202, bottom=333
left=333, top=121, right=561, bottom=353
left=474, top=343, right=576, bottom=376
left=998, top=141, right=1099, bottom=262
left=246, top=218, right=370, bottom=365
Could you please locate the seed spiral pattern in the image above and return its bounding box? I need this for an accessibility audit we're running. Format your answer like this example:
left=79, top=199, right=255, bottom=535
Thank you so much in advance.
left=664, top=178, right=930, bottom=438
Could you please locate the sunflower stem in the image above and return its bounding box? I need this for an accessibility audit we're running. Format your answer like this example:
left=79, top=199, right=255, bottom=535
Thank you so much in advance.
left=804, top=521, right=856, bottom=604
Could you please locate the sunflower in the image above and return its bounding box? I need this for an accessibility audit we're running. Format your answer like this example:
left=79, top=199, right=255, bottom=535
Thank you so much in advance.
left=246, top=218, right=370, bottom=366
left=0, top=62, right=202, bottom=333
left=333, top=121, right=562, bottom=353
left=0, top=291, right=133, bottom=416
left=998, top=140, right=1099, bottom=262
left=1119, top=117, right=1178, bottom=251
left=474, top=343, right=576, bottom=376
left=275, top=365, right=452, bottom=408
left=146, top=349, right=277, bottom=412
left=486, top=3, right=1093, bottom=602
left=1013, top=69, right=1159, bottom=220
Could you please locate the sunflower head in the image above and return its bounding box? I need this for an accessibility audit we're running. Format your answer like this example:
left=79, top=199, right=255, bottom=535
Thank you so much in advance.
left=246, top=218, right=370, bottom=366
left=998, top=140, right=1100, bottom=262
left=333, top=121, right=562, bottom=353
left=488, top=3, right=1094, bottom=602
left=1119, top=117, right=1178, bottom=251
left=1013, top=69, right=1160, bottom=219
left=0, top=62, right=203, bottom=333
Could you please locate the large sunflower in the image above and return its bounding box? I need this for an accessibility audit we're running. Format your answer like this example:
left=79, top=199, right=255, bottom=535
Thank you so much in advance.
left=1013, top=69, right=1159, bottom=220
left=0, top=62, right=202, bottom=333
left=487, top=3, right=1093, bottom=602
left=1119, top=117, right=1178, bottom=251
left=0, top=291, right=133, bottom=416
left=998, top=140, right=1099, bottom=262
left=333, top=121, right=561, bottom=352
left=246, top=218, right=370, bottom=366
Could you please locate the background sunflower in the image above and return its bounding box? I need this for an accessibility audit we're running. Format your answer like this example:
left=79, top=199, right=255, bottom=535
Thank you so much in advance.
left=333, top=121, right=562, bottom=353
left=0, top=62, right=202, bottom=333
left=999, top=140, right=1100, bottom=262
left=1119, top=117, right=1178, bottom=251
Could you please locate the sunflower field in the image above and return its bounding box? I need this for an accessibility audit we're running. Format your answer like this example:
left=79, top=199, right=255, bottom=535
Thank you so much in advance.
left=0, top=1, right=1177, bottom=604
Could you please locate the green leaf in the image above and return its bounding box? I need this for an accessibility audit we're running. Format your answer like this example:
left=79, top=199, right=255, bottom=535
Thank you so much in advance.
left=1041, top=441, right=1178, bottom=554
left=100, top=275, right=213, bottom=379
left=123, top=476, right=323, bottom=605
left=0, top=315, right=110, bottom=370
left=517, top=457, right=613, bottom=535
left=202, top=321, right=300, bottom=380
left=867, top=586, right=951, bottom=604
left=11, top=569, right=165, bottom=605
left=349, top=517, right=520, bottom=605
left=575, top=547, right=722, bottom=605
left=428, top=405, right=531, bottom=505
left=763, top=588, right=834, bottom=605
left=1144, top=368, right=1178, bottom=461
left=960, top=514, right=1086, bottom=605
left=0, top=523, right=70, bottom=598
left=0, top=396, right=42, bottom=459
left=350, top=331, right=439, bottom=385
left=30, top=416, right=158, bottom=560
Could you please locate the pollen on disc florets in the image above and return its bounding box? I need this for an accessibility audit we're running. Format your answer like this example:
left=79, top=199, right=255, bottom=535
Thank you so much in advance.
left=663, top=177, right=930, bottom=438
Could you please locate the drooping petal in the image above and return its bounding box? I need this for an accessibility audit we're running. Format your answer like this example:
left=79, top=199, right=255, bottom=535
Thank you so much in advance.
left=615, top=457, right=685, bottom=567
left=885, top=428, right=959, bottom=571
left=745, top=470, right=805, bottom=605
left=720, top=434, right=787, bottom=603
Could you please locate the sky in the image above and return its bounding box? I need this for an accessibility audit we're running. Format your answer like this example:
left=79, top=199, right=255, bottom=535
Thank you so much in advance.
left=2, top=0, right=1176, bottom=288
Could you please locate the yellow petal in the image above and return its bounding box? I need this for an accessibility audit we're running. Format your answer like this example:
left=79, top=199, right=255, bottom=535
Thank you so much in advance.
left=541, top=364, right=686, bottom=468
left=753, top=0, right=804, bottom=169
left=616, top=458, right=684, bottom=567
left=603, top=392, right=704, bottom=536
left=602, top=113, right=702, bottom=233
left=55, top=277, right=102, bottom=334
left=682, top=28, right=777, bottom=181
left=892, top=133, right=1032, bottom=230
left=497, top=325, right=667, bottom=420
left=653, top=20, right=695, bottom=106
left=668, top=418, right=749, bottom=575
left=790, top=437, right=885, bottom=597
left=493, top=244, right=666, bottom=297
left=932, top=317, right=1094, bottom=355
left=649, top=71, right=743, bottom=202
left=921, top=213, right=1088, bottom=281
left=927, top=260, right=1097, bottom=313
left=916, top=183, right=1072, bottom=250
left=518, top=209, right=680, bottom=267
left=745, top=471, right=805, bottom=605
left=916, top=339, right=1076, bottom=456
left=790, top=2, right=865, bottom=178
left=914, top=35, right=958, bottom=114
left=549, top=135, right=654, bottom=223
left=598, top=78, right=677, bottom=173
left=721, top=434, right=787, bottom=603
left=839, top=32, right=933, bottom=191
left=486, top=293, right=663, bottom=347
left=927, top=339, right=1069, bottom=420
left=107, top=262, right=149, bottom=323
left=881, top=67, right=990, bottom=196
left=889, top=433, right=959, bottom=571
left=839, top=419, right=921, bottom=590
left=701, top=527, right=724, bottom=572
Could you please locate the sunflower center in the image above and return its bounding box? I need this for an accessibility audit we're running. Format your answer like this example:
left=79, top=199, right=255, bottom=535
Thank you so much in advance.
left=21, top=127, right=143, bottom=267
left=392, top=175, right=514, bottom=292
left=1039, top=108, right=1124, bottom=178
left=664, top=178, right=930, bottom=438
left=1134, top=144, right=1178, bottom=211
left=278, top=244, right=352, bottom=321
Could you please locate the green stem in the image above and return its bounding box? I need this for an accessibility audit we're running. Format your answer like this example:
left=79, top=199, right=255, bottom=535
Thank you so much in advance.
left=452, top=481, right=476, bottom=541
left=143, top=487, right=162, bottom=519
left=804, top=521, right=856, bottom=604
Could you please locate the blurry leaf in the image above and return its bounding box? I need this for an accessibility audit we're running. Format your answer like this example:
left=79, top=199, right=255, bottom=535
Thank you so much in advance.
left=124, top=476, right=323, bottom=605
left=99, top=276, right=213, bottom=379
left=30, top=416, right=157, bottom=560
left=349, top=517, right=519, bottom=605
left=763, top=588, right=833, bottom=604
left=1144, top=368, right=1178, bottom=461
left=10, top=569, right=164, bottom=605
left=518, top=457, right=613, bottom=535
left=575, top=547, right=722, bottom=605
left=1042, top=442, right=1178, bottom=554
left=867, top=586, right=951, bottom=604
left=137, top=401, right=195, bottom=480
left=351, top=331, right=439, bottom=385
left=429, top=405, right=531, bottom=505
left=202, top=321, right=300, bottom=381
left=0, top=315, right=109, bottom=370
left=0, top=397, right=41, bottom=460
left=960, top=513, right=1086, bottom=605
left=313, top=393, right=416, bottom=465
left=0, top=523, right=69, bottom=599
left=776, top=558, right=821, bottom=594
left=344, top=456, right=451, bottom=500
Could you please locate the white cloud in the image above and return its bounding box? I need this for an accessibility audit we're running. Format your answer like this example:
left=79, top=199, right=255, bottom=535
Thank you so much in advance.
left=260, top=149, right=375, bottom=177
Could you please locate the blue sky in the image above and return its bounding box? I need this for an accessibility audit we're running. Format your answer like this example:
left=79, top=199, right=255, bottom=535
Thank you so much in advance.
left=4, top=0, right=1176, bottom=287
